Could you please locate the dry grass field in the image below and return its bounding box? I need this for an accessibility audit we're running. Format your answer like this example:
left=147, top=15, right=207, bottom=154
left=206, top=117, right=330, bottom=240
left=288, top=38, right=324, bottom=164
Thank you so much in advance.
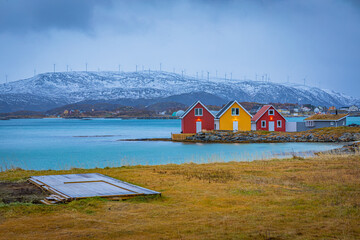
left=0, top=154, right=359, bottom=239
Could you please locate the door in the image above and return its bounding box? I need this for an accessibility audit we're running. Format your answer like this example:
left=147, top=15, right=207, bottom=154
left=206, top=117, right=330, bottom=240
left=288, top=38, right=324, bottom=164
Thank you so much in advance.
left=196, top=121, right=202, bottom=133
left=214, top=120, right=219, bottom=130
left=269, top=121, right=275, bottom=131
left=233, top=121, right=238, bottom=131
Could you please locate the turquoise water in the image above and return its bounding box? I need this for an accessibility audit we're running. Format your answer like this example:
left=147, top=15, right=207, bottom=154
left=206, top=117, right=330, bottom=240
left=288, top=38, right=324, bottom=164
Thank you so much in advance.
left=0, top=118, right=357, bottom=171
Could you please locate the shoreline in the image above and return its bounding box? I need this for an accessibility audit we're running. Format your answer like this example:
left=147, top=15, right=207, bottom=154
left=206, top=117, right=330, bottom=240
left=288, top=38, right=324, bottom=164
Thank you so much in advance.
left=118, top=126, right=360, bottom=144
left=177, top=127, right=360, bottom=143
left=118, top=137, right=352, bottom=144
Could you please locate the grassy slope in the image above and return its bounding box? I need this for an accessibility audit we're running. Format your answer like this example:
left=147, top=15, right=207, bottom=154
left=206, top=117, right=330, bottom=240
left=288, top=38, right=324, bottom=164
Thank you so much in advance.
left=0, top=154, right=359, bottom=240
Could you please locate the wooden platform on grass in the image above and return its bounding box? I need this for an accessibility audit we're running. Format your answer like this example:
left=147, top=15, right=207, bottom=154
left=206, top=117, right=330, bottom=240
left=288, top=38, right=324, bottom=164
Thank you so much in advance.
left=28, top=173, right=160, bottom=205
left=171, top=133, right=195, bottom=141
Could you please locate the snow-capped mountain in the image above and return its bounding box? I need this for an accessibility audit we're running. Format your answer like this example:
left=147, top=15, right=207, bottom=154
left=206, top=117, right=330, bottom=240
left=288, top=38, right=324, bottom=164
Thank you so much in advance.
left=0, top=71, right=358, bottom=112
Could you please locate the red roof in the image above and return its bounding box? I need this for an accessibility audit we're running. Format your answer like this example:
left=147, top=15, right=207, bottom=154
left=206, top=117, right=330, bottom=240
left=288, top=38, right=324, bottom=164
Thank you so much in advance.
left=180, top=101, right=215, bottom=119
left=251, top=105, right=272, bottom=122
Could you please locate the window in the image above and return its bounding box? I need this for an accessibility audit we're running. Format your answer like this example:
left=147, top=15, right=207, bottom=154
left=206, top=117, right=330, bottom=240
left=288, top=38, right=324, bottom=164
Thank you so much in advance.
left=268, top=109, right=274, bottom=115
left=305, top=121, right=314, bottom=127
left=277, top=120, right=282, bottom=128
left=194, top=108, right=203, bottom=116
left=261, top=120, right=266, bottom=128
left=231, top=108, right=240, bottom=116
left=330, top=121, right=334, bottom=126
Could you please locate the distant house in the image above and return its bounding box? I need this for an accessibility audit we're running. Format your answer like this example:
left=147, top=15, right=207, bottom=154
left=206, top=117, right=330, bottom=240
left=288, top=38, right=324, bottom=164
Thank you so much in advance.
left=180, top=101, right=215, bottom=133
left=296, top=114, right=348, bottom=131
left=251, top=105, right=286, bottom=132
left=176, top=110, right=185, bottom=117
left=215, top=100, right=252, bottom=131
left=301, top=106, right=311, bottom=112
left=349, top=105, right=359, bottom=112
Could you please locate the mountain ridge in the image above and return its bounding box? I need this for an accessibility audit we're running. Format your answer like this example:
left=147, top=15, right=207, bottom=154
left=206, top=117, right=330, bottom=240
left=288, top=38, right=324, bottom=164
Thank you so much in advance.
left=0, top=71, right=358, bottom=113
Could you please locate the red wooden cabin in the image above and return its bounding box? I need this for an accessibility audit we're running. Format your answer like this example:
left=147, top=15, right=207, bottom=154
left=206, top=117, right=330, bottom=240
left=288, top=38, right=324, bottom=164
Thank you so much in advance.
left=251, top=105, right=286, bottom=132
left=180, top=101, right=215, bottom=133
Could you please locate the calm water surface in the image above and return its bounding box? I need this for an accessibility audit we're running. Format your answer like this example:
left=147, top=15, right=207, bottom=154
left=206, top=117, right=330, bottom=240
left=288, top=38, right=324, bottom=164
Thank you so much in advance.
left=1, top=117, right=358, bottom=171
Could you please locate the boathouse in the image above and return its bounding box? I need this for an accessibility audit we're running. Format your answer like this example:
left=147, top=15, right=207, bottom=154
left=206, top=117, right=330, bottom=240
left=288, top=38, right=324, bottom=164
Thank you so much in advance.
left=295, top=114, right=348, bottom=131
left=180, top=101, right=215, bottom=133
left=251, top=105, right=286, bottom=132
left=215, top=100, right=252, bottom=131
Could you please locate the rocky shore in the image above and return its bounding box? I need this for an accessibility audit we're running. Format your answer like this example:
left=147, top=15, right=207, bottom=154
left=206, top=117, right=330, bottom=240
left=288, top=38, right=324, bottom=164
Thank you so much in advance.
left=184, top=127, right=360, bottom=143
left=317, top=142, right=360, bottom=155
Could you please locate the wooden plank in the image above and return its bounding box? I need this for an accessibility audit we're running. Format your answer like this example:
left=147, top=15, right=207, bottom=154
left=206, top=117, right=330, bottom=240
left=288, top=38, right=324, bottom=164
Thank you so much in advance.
left=171, top=133, right=195, bottom=141
left=40, top=200, right=52, bottom=205
left=29, top=178, right=72, bottom=199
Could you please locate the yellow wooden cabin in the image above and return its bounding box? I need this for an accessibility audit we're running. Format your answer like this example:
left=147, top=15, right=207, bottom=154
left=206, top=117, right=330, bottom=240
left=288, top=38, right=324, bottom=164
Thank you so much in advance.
left=214, top=100, right=252, bottom=131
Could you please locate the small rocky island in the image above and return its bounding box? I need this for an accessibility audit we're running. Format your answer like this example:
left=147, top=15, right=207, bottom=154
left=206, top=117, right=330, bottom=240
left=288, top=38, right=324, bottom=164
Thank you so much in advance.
left=183, top=126, right=360, bottom=143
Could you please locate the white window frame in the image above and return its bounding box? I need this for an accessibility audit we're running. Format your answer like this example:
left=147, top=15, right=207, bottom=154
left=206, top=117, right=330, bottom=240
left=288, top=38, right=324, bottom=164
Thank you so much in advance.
left=277, top=120, right=282, bottom=128
left=305, top=120, right=314, bottom=127
left=268, top=109, right=274, bottom=115
left=231, top=108, right=240, bottom=116
left=194, top=108, right=203, bottom=116
left=261, top=120, right=266, bottom=128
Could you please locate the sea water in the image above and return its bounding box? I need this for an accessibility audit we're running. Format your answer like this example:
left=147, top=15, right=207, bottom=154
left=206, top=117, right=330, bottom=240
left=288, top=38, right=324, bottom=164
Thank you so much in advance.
left=1, top=118, right=358, bottom=171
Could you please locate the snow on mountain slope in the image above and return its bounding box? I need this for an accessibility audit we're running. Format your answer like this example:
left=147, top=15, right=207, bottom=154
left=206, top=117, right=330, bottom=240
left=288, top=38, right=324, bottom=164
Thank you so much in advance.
left=0, top=71, right=358, bottom=112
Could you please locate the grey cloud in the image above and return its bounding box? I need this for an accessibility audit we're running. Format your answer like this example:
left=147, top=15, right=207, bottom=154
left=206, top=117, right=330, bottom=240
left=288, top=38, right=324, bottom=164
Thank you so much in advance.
left=0, top=0, right=111, bottom=34
left=0, top=0, right=360, bottom=98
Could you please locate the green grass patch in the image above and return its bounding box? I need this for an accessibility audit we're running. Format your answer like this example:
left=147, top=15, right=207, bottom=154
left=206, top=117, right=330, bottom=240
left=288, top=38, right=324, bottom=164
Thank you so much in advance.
left=126, top=194, right=163, bottom=203
left=230, top=188, right=263, bottom=196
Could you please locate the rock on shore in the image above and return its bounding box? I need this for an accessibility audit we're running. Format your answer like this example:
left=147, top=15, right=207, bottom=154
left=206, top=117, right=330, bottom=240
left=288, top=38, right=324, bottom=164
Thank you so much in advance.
left=185, top=130, right=360, bottom=143
left=317, top=142, right=360, bottom=155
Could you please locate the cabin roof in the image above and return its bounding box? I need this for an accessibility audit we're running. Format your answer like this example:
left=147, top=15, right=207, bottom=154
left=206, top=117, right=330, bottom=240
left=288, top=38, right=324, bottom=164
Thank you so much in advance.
left=180, top=101, right=215, bottom=119
left=251, top=105, right=286, bottom=122
left=215, top=100, right=252, bottom=119
left=251, top=105, right=271, bottom=122
left=304, top=114, right=348, bottom=121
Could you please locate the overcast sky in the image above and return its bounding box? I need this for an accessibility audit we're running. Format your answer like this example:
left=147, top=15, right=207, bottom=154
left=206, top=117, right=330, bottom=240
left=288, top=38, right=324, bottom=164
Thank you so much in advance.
left=0, top=0, right=359, bottom=97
